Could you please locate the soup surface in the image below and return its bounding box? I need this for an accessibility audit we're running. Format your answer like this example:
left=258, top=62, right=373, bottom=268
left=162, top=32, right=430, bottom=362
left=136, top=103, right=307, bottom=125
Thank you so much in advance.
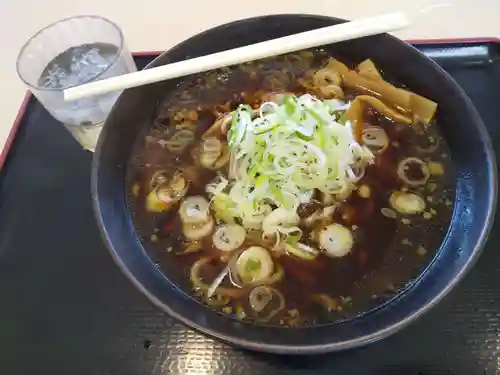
left=127, top=50, right=454, bottom=326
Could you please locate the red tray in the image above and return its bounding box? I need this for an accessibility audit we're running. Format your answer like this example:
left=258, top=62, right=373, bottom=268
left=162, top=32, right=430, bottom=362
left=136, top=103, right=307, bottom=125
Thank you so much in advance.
left=1, top=39, right=500, bottom=374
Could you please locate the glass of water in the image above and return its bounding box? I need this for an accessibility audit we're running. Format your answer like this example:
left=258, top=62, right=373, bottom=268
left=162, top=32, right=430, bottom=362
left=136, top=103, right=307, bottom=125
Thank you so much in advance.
left=16, top=15, right=137, bottom=151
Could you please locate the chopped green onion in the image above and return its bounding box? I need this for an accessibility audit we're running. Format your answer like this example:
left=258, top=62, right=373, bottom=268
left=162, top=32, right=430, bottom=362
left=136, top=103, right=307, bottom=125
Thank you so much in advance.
left=245, top=258, right=261, bottom=273
left=208, top=94, right=373, bottom=224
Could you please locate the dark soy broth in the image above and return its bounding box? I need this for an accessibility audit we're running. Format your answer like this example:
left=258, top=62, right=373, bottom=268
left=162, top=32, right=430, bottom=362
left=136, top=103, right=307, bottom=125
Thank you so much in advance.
left=126, top=50, right=454, bottom=326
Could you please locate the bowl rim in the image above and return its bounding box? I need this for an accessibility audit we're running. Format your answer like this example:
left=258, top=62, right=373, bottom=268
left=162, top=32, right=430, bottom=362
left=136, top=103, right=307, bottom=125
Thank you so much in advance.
left=92, top=13, right=498, bottom=354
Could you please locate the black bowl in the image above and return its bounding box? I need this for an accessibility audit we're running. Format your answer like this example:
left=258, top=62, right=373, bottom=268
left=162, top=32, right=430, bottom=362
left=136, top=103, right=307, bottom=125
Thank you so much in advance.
left=92, top=14, right=497, bottom=353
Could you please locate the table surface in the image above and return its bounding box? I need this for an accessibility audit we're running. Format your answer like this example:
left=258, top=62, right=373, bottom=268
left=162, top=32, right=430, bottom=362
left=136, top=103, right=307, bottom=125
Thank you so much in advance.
left=1, top=0, right=499, bottom=154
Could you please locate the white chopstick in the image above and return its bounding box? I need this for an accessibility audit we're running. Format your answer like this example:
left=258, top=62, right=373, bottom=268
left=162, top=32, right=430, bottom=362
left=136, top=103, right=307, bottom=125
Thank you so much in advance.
left=64, top=12, right=410, bottom=102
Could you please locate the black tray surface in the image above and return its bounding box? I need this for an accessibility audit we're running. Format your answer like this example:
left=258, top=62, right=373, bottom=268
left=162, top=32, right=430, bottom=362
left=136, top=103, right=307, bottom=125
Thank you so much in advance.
left=1, top=41, right=500, bottom=375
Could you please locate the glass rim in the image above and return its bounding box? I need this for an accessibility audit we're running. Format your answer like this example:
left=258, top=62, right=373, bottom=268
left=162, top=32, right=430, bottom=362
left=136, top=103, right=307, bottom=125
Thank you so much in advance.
left=16, top=15, right=125, bottom=92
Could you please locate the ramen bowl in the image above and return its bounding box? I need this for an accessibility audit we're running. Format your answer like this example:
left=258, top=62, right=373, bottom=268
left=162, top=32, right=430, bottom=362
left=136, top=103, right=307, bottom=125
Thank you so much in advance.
left=91, top=14, right=497, bottom=353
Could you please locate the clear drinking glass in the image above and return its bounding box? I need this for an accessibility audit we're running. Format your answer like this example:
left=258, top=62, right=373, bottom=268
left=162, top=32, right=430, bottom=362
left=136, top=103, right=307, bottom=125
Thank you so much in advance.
left=16, top=15, right=137, bottom=151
